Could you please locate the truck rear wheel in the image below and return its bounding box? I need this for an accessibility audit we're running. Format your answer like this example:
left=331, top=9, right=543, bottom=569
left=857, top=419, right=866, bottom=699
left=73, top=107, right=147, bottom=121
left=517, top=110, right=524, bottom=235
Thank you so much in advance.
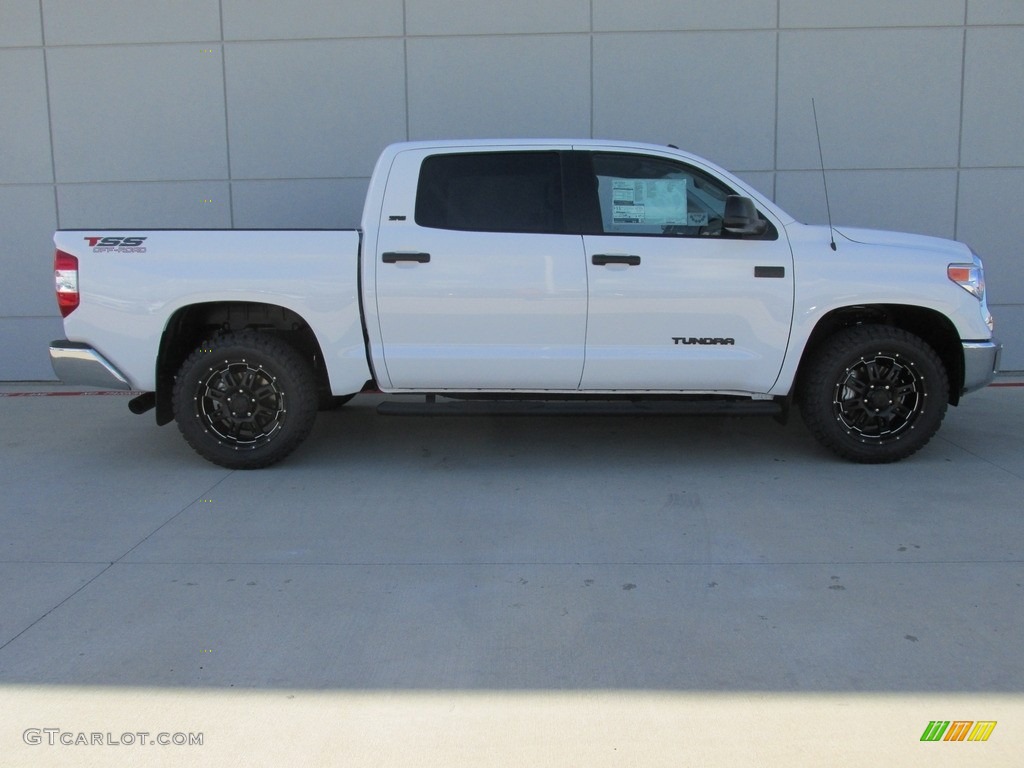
left=172, top=331, right=318, bottom=469
left=799, top=325, right=949, bottom=463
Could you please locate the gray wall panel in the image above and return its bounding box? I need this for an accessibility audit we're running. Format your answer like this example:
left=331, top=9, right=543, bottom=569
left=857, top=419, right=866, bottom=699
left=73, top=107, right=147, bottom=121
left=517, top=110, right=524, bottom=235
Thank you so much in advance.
left=232, top=179, right=368, bottom=229
left=56, top=182, right=232, bottom=229
left=0, top=49, right=52, bottom=183
left=407, top=0, right=590, bottom=35
left=962, top=28, right=1024, bottom=167
left=775, top=170, right=959, bottom=238
left=47, top=45, right=228, bottom=183
left=777, top=29, right=963, bottom=170
left=42, top=0, right=221, bottom=45
left=408, top=36, right=591, bottom=139
left=779, top=0, right=965, bottom=28
left=222, top=0, right=403, bottom=41
left=225, top=40, right=406, bottom=179
left=0, top=318, right=64, bottom=380
left=593, top=0, right=777, bottom=31
left=0, top=185, right=58, bottom=316
left=594, top=31, right=776, bottom=171
left=968, top=0, right=1024, bottom=25
left=1, top=4, right=1022, bottom=378
left=0, top=0, right=42, bottom=46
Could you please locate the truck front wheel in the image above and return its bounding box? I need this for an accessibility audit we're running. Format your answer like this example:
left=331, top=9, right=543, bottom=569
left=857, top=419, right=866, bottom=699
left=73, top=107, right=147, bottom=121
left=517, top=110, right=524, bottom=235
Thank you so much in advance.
left=799, top=325, right=949, bottom=463
left=172, top=331, right=318, bottom=469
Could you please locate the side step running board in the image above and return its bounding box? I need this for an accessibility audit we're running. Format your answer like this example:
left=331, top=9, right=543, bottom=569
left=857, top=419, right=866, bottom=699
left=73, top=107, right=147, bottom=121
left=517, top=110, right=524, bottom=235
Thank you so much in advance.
left=376, top=398, right=783, bottom=417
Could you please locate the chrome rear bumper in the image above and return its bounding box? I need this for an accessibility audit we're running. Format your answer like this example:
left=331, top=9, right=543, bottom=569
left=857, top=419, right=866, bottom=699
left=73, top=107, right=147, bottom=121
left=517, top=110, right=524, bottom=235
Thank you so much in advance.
left=49, top=341, right=132, bottom=390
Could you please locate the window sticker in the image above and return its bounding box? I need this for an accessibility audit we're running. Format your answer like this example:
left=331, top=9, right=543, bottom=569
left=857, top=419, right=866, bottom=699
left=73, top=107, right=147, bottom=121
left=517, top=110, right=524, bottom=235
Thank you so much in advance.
left=610, top=178, right=688, bottom=226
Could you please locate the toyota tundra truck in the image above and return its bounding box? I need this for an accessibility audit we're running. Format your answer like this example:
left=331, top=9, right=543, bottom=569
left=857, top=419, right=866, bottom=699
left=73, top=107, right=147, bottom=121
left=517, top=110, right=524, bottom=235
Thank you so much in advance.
left=49, top=139, right=1000, bottom=468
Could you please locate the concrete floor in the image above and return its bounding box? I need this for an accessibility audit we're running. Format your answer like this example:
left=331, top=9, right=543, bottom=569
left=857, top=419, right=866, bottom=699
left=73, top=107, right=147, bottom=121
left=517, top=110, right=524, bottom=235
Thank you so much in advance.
left=1, top=381, right=1021, bottom=766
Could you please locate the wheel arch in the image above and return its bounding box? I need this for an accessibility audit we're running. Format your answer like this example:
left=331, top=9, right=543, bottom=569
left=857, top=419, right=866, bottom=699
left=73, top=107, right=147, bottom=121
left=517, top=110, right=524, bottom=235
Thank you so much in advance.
left=154, top=301, right=329, bottom=425
left=796, top=304, right=964, bottom=406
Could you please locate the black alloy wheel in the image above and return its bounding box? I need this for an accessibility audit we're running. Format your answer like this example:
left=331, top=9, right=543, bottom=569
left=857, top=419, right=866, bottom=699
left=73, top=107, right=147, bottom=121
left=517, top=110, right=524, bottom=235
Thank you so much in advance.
left=172, top=331, right=318, bottom=469
left=799, top=325, right=949, bottom=463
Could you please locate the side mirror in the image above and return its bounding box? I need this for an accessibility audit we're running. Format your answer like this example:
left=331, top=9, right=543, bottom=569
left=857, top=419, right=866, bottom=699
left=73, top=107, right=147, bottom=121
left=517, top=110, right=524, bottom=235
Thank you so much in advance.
left=723, top=196, right=768, bottom=237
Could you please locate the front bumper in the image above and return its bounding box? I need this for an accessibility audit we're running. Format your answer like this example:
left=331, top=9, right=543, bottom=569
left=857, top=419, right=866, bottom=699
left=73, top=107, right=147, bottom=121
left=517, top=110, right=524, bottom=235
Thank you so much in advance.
left=49, top=341, right=132, bottom=390
left=961, top=339, right=1001, bottom=394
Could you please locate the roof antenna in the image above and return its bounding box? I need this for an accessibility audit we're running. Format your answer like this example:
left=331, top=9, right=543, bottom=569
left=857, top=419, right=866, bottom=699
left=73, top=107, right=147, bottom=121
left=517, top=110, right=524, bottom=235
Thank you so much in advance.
left=812, top=98, right=837, bottom=251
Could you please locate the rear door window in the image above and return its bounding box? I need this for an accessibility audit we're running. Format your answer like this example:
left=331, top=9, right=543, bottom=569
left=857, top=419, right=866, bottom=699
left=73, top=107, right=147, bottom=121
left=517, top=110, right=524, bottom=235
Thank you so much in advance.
left=415, top=151, right=565, bottom=234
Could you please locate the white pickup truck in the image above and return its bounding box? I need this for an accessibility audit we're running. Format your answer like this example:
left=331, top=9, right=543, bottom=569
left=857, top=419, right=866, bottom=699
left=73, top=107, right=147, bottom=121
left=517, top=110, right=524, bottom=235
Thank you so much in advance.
left=50, top=139, right=1000, bottom=468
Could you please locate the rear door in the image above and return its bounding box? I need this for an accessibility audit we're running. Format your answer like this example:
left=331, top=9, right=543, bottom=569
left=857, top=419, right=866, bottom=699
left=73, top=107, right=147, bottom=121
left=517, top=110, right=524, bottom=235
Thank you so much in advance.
left=372, top=147, right=588, bottom=390
left=576, top=149, right=794, bottom=392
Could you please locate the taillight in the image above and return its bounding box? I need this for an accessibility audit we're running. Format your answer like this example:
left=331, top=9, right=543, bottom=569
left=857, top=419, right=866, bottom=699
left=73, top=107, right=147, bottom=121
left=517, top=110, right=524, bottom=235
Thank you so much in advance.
left=54, top=249, right=79, bottom=317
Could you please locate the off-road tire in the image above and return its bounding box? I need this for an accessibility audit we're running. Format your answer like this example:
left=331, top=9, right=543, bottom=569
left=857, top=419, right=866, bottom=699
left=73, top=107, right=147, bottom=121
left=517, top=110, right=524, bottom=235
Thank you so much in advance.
left=799, top=325, right=949, bottom=463
left=172, top=331, right=318, bottom=469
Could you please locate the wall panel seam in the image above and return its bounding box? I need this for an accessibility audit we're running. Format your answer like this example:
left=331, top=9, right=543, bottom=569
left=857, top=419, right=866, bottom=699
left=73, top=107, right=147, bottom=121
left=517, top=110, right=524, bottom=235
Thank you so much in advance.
left=218, top=0, right=234, bottom=228
left=38, top=0, right=59, bottom=227
left=953, top=4, right=969, bottom=241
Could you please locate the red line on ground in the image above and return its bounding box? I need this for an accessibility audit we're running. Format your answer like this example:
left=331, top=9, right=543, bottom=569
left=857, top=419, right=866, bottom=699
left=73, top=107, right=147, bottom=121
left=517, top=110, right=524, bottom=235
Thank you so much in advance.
left=0, top=391, right=136, bottom=397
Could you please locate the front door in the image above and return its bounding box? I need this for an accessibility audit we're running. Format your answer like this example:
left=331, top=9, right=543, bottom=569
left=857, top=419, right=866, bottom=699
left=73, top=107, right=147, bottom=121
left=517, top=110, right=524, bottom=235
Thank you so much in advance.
left=577, top=150, right=794, bottom=393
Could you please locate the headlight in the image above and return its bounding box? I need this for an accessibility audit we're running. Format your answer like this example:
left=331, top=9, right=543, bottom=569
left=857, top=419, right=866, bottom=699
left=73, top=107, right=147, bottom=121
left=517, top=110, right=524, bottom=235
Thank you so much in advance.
left=948, top=253, right=985, bottom=300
